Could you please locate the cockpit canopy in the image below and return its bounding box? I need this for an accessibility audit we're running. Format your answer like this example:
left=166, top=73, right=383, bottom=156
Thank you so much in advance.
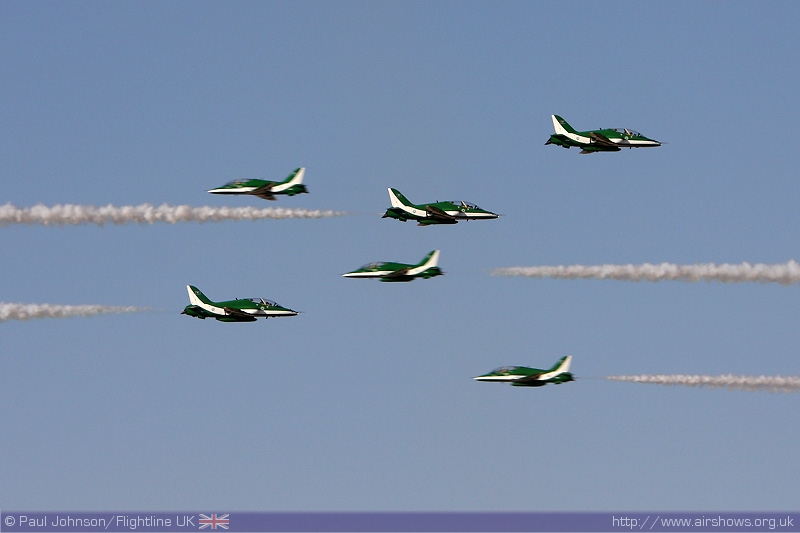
left=361, top=262, right=387, bottom=270
left=611, top=128, right=642, bottom=137
left=225, top=178, right=253, bottom=187
left=449, top=201, right=480, bottom=209
left=239, top=297, right=279, bottom=306
left=490, top=366, right=521, bottom=374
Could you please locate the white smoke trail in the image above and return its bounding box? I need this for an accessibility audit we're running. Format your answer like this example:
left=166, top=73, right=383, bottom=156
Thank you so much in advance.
left=607, top=374, right=800, bottom=393
left=0, top=303, right=148, bottom=323
left=0, top=203, right=349, bottom=227
left=492, top=261, right=800, bottom=286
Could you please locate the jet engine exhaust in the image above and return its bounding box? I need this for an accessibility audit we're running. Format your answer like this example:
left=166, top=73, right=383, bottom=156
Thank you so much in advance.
left=0, top=303, right=149, bottom=323
left=492, top=261, right=800, bottom=286
left=0, top=203, right=349, bottom=227
left=607, top=374, right=800, bottom=393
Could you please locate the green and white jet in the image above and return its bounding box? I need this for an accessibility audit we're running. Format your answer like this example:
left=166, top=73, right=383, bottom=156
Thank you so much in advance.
left=342, top=250, right=443, bottom=282
left=545, top=115, right=661, bottom=154
left=207, top=167, right=308, bottom=200
left=382, top=188, right=498, bottom=225
left=474, top=356, right=574, bottom=387
left=181, top=285, right=298, bottom=322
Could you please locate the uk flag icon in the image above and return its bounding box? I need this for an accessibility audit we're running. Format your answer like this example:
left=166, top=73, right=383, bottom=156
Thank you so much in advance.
left=198, top=514, right=229, bottom=530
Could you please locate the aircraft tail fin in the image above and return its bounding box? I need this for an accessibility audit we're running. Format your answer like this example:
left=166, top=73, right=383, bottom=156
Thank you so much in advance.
left=548, top=355, right=572, bottom=374
left=417, top=249, right=440, bottom=269
left=187, top=285, right=213, bottom=306
left=269, top=167, right=307, bottom=195
left=282, top=167, right=305, bottom=185
left=388, top=188, right=413, bottom=208
left=552, top=115, right=577, bottom=135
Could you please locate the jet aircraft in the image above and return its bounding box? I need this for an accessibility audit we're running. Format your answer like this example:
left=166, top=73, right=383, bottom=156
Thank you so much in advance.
left=545, top=115, right=661, bottom=153
left=207, top=167, right=308, bottom=200
left=181, top=285, right=298, bottom=322
left=382, top=188, right=498, bottom=225
left=342, top=250, right=443, bottom=282
left=474, top=356, right=574, bottom=387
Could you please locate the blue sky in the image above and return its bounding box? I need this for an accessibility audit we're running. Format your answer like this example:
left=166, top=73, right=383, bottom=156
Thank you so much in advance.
left=1, top=1, right=798, bottom=511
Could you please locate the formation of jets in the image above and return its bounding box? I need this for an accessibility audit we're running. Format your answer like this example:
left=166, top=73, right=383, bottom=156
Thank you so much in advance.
left=188, top=115, right=660, bottom=387
left=343, top=250, right=443, bottom=282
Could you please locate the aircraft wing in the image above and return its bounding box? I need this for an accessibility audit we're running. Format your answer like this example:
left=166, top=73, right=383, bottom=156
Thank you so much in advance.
left=383, top=267, right=411, bottom=279
left=223, top=307, right=256, bottom=318
left=511, top=373, right=544, bottom=384
left=589, top=132, right=621, bottom=150
left=250, top=183, right=277, bottom=201
left=425, top=205, right=457, bottom=221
